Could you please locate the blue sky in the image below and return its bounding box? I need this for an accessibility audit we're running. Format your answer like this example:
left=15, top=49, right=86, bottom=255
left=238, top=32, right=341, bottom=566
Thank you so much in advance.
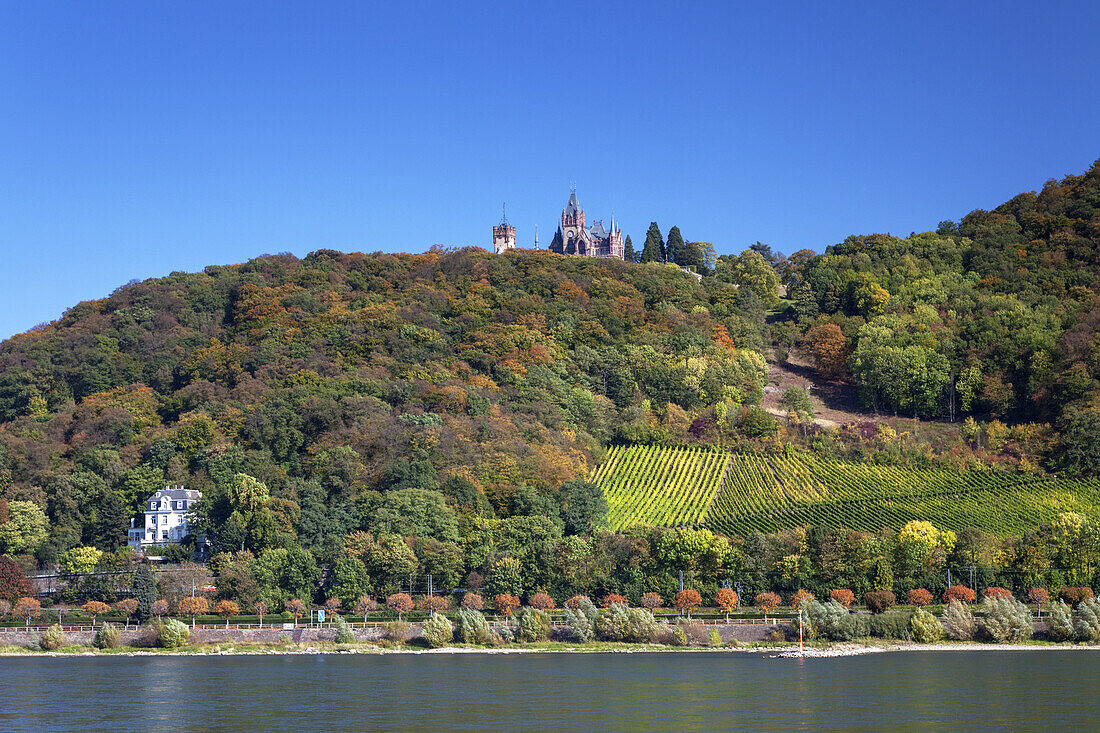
left=1, top=1, right=1098, bottom=339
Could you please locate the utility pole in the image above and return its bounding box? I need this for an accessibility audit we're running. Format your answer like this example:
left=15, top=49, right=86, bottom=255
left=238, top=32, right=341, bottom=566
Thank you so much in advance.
left=798, top=609, right=804, bottom=657
left=679, top=570, right=684, bottom=592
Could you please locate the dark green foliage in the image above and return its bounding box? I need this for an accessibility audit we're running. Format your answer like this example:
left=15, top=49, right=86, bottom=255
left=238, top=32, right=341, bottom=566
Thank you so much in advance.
left=333, top=614, right=355, bottom=644
left=640, top=222, right=665, bottom=263
left=330, top=556, right=372, bottom=610
left=560, top=480, right=607, bottom=535
left=132, top=565, right=157, bottom=621
left=665, top=226, right=686, bottom=266
left=868, top=609, right=913, bottom=640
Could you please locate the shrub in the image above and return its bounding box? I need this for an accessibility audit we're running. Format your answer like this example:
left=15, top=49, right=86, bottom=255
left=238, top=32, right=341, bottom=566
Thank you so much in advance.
left=333, top=614, right=355, bottom=644
left=708, top=629, right=722, bottom=647
left=641, top=592, right=663, bottom=612
left=804, top=600, right=852, bottom=641
left=158, top=618, right=190, bottom=648
left=754, top=592, right=781, bottom=619
left=575, top=596, right=600, bottom=629
left=494, top=593, right=521, bottom=617
left=516, top=607, right=551, bottom=643
left=39, top=624, right=67, bottom=650
left=910, top=608, right=945, bottom=643
left=943, top=585, right=977, bottom=604
left=869, top=610, right=912, bottom=640
left=562, top=605, right=594, bottom=642
left=528, top=592, right=556, bottom=611
left=564, top=595, right=590, bottom=611
left=93, top=623, right=121, bottom=650
left=1027, top=587, right=1049, bottom=606
left=864, top=590, right=897, bottom=614
left=460, top=592, right=483, bottom=611
left=982, top=587, right=1013, bottom=601
left=789, top=590, right=815, bottom=609
left=980, top=597, right=1033, bottom=643
left=600, top=593, right=628, bottom=609
left=1074, top=598, right=1100, bottom=642
left=829, top=589, right=855, bottom=608
left=1048, top=600, right=1074, bottom=641
left=422, top=613, right=454, bottom=647
left=672, top=625, right=689, bottom=646
left=384, top=620, right=411, bottom=642
left=942, top=599, right=975, bottom=640
left=907, top=589, right=933, bottom=607
left=597, top=603, right=657, bottom=643
left=1060, top=586, right=1095, bottom=605
left=453, top=608, right=490, bottom=644
left=675, top=589, right=702, bottom=618
left=386, top=593, right=413, bottom=620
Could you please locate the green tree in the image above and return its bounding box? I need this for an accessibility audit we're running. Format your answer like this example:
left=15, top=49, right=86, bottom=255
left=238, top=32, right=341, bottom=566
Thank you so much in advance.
left=720, top=250, right=780, bottom=307
left=0, top=501, right=49, bottom=555
left=58, top=546, right=103, bottom=574
left=665, top=226, right=686, bottom=265
left=560, top=480, right=608, bottom=536
left=639, top=222, right=665, bottom=263
left=132, top=564, right=158, bottom=620
left=330, top=555, right=372, bottom=609
left=623, top=235, right=637, bottom=263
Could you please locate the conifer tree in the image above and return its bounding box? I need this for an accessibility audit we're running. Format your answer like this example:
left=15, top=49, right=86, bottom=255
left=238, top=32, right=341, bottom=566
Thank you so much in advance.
left=665, top=226, right=686, bottom=265
left=623, top=235, right=636, bottom=262
left=640, top=222, right=664, bottom=263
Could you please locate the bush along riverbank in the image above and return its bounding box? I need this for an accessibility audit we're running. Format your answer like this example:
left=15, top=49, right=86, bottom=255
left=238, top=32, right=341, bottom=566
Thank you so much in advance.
left=6, top=594, right=1100, bottom=656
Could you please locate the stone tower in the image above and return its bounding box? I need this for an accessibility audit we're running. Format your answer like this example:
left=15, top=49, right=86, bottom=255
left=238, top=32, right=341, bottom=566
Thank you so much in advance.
left=561, top=188, right=586, bottom=254
left=492, top=204, right=516, bottom=254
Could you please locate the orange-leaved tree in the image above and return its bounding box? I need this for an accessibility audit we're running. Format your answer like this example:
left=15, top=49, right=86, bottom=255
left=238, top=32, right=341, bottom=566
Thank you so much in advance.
left=907, top=588, right=933, bottom=606
left=13, top=597, right=40, bottom=627
left=829, top=589, right=855, bottom=608
left=754, top=592, right=781, bottom=620
left=528, top=592, right=556, bottom=611
left=1027, top=587, right=1049, bottom=606
left=600, top=593, right=628, bottom=609
left=286, top=599, right=307, bottom=626
left=324, top=597, right=342, bottom=616
left=676, top=589, right=702, bottom=619
left=942, top=585, right=977, bottom=604
left=640, top=592, right=663, bottom=612
left=494, top=594, right=520, bottom=617
left=564, top=595, right=590, bottom=611
left=715, top=588, right=738, bottom=621
left=82, top=600, right=110, bottom=626
left=461, top=592, right=484, bottom=610
left=789, top=590, right=815, bottom=609
left=419, top=595, right=450, bottom=616
left=178, top=596, right=209, bottom=628
left=115, top=598, right=139, bottom=629
left=151, top=599, right=169, bottom=622
left=982, top=587, right=1013, bottom=601
left=803, top=323, right=848, bottom=376
left=386, top=593, right=413, bottom=621
left=214, top=600, right=240, bottom=629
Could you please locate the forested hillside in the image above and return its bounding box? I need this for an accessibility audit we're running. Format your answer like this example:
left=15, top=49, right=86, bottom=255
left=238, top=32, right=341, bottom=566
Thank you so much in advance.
left=0, top=248, right=767, bottom=562
left=789, top=159, right=1100, bottom=474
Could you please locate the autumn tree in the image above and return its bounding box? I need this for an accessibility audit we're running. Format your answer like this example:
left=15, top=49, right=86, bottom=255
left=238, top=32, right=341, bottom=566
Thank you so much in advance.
left=386, top=592, right=413, bottom=621
left=286, top=598, right=307, bottom=626
left=715, top=588, right=738, bottom=621
left=803, top=323, right=848, bottom=377
left=754, top=592, right=781, bottom=620
left=942, top=585, right=977, bottom=604
left=829, top=589, right=855, bottom=608
left=461, top=592, right=484, bottom=610
left=82, top=600, right=110, bottom=626
left=418, top=595, right=450, bottom=616
left=324, top=597, right=342, bottom=615
left=907, top=589, right=933, bottom=606
left=214, top=600, right=240, bottom=628
left=600, top=593, right=627, bottom=609
left=675, top=589, right=702, bottom=619
left=178, top=596, right=209, bottom=628
left=0, top=557, right=33, bottom=604
left=528, top=592, right=556, bottom=611
left=114, top=598, right=138, bottom=629
left=254, top=600, right=268, bottom=628
left=13, top=597, right=40, bottom=627
left=640, top=592, right=662, bottom=612
left=494, top=593, right=520, bottom=617
left=151, top=599, right=169, bottom=622
left=789, top=590, right=815, bottom=609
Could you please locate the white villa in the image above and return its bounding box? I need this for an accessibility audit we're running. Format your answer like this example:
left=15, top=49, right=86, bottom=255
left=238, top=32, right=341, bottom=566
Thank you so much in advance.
left=127, top=485, right=201, bottom=552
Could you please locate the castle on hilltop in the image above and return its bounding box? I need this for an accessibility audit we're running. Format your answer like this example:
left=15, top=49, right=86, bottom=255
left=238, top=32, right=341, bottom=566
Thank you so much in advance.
left=550, top=189, right=624, bottom=259
left=490, top=189, right=624, bottom=259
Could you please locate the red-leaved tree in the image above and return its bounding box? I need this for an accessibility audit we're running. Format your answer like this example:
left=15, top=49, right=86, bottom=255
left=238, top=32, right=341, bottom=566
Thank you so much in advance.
left=214, top=599, right=240, bottom=628
left=528, top=592, right=556, bottom=611
left=981, top=586, right=1013, bottom=601
left=13, top=596, right=40, bottom=627
left=461, top=592, right=483, bottom=610
left=1028, top=587, right=1049, bottom=606
left=829, top=589, right=855, bottom=608
left=286, top=599, right=307, bottom=626
left=640, top=592, right=663, bottom=612
left=565, top=595, right=590, bottom=610
left=254, top=601, right=268, bottom=628
left=178, top=596, right=209, bottom=628
left=0, top=558, right=33, bottom=604
left=386, top=593, right=413, bottom=621
left=418, top=595, right=450, bottom=616
left=1059, top=586, right=1095, bottom=605
left=151, top=599, right=169, bottom=622
left=115, top=598, right=138, bottom=629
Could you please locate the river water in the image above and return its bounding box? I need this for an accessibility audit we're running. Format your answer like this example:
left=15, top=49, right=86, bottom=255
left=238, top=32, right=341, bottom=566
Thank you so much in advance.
left=2, top=650, right=1096, bottom=731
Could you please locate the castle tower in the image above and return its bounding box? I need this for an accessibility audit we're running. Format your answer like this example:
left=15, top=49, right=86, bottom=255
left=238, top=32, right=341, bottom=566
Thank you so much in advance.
left=561, top=187, right=586, bottom=255
left=492, top=204, right=516, bottom=254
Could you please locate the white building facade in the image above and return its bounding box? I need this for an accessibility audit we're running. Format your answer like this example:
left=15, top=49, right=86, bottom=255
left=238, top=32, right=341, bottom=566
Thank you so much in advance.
left=127, top=485, right=201, bottom=552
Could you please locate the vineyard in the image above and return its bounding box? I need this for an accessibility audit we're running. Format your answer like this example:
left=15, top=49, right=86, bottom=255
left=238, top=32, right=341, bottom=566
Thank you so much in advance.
left=591, top=446, right=1100, bottom=536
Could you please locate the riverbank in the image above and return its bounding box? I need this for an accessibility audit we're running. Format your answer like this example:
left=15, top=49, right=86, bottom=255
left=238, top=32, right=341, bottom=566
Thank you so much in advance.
left=4, top=638, right=1100, bottom=658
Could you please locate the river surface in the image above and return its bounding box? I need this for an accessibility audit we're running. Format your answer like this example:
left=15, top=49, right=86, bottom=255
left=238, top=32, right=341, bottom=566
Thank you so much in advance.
left=2, top=650, right=1097, bottom=731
